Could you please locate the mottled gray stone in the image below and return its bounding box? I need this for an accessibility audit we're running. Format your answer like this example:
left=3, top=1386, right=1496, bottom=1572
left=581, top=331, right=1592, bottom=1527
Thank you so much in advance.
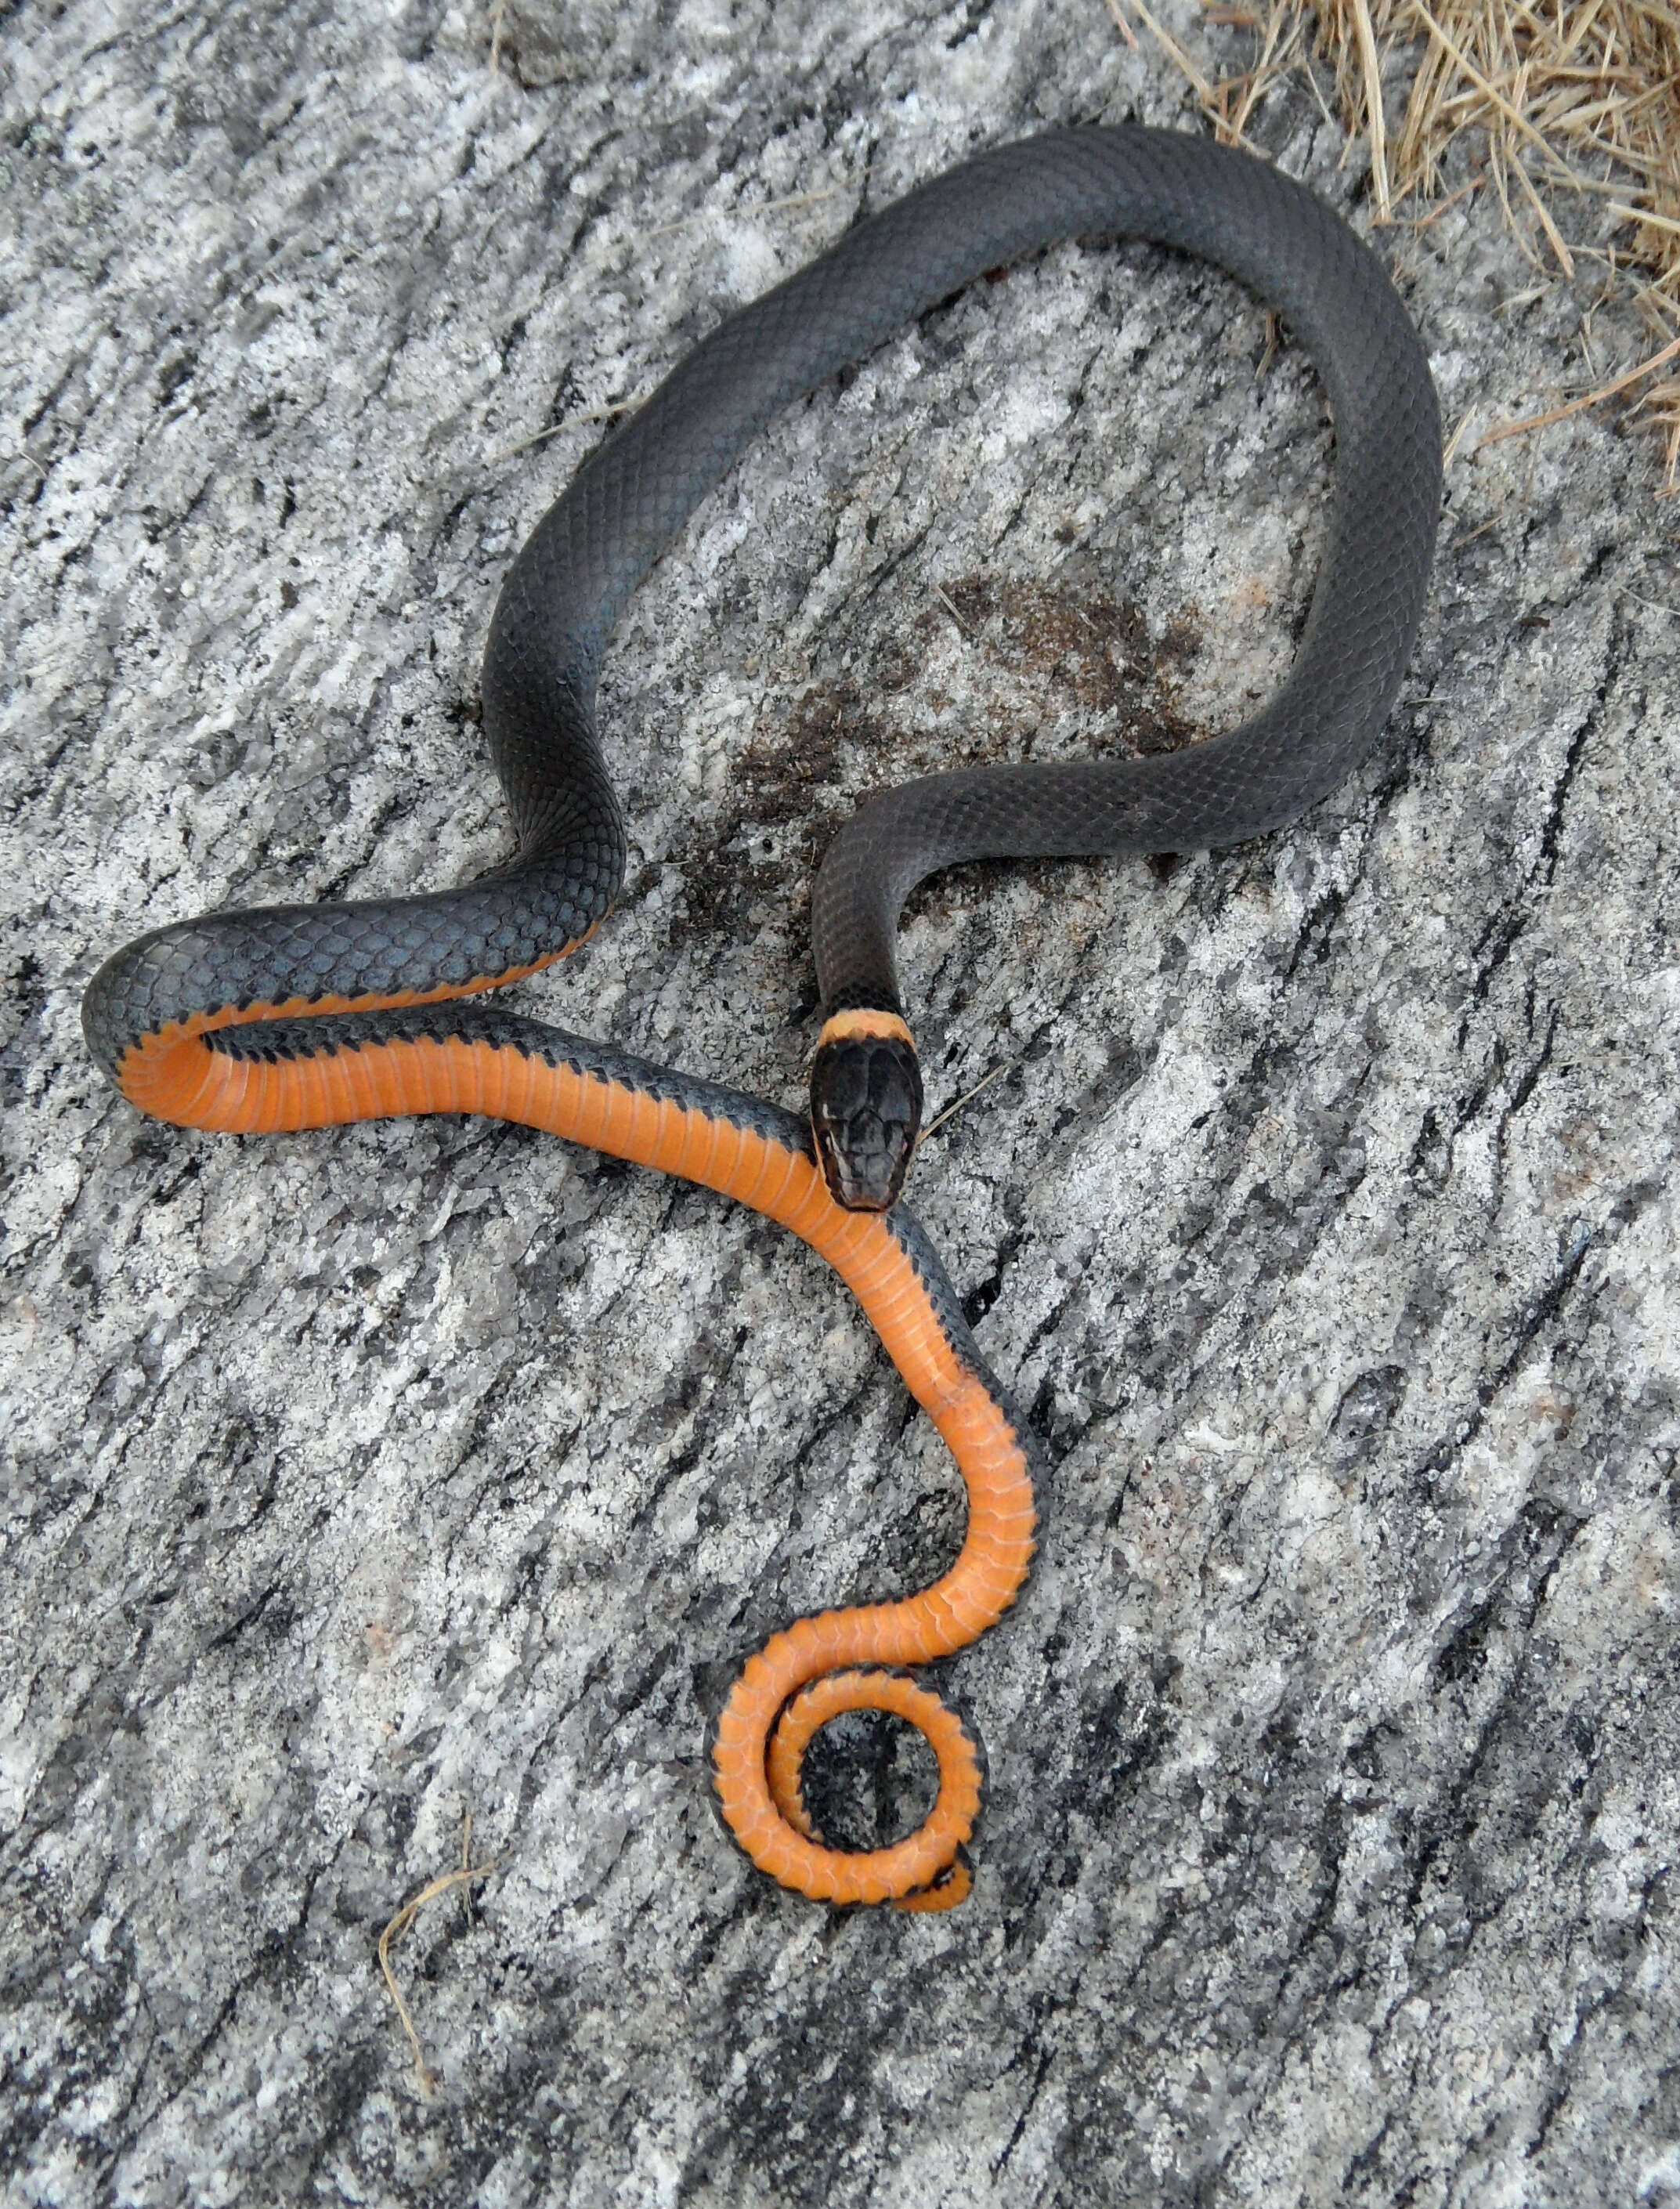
left=3, top=1, right=1678, bottom=2204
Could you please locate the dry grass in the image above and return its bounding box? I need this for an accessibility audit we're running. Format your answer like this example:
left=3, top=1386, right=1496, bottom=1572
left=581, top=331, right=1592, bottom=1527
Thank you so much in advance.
left=1106, top=0, right=1680, bottom=484
left=378, top=1813, right=501, bottom=2097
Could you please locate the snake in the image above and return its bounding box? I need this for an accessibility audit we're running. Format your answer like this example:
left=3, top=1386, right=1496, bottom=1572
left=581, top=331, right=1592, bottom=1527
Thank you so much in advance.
left=81, top=127, right=1440, bottom=1910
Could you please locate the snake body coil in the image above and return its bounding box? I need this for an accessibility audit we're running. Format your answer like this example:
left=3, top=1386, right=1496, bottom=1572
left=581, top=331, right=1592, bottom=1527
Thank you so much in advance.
left=83, top=128, right=1440, bottom=1908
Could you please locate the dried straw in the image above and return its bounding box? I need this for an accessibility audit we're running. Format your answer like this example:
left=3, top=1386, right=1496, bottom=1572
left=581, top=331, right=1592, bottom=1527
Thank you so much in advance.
left=1104, top=0, right=1680, bottom=485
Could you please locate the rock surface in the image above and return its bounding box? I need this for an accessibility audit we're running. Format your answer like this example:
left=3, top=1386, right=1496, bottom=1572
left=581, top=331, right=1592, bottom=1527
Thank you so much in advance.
left=4, top=1, right=1678, bottom=2203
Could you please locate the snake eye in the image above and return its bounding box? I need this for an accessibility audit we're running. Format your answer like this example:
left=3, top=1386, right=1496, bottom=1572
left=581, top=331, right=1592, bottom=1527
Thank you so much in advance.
left=810, top=1030, right=923, bottom=1212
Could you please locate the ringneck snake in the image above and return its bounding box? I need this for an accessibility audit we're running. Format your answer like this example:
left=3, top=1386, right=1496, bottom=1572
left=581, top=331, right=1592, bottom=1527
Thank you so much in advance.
left=83, top=128, right=1440, bottom=1908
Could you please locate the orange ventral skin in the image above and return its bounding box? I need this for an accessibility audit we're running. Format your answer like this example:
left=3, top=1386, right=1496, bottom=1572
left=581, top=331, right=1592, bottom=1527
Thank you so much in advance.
left=109, top=953, right=576, bottom=1127
left=113, top=994, right=1035, bottom=1909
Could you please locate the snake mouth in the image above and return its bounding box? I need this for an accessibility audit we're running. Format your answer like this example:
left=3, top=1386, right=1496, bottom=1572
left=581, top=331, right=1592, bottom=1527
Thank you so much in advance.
left=809, top=1029, right=923, bottom=1212
left=811, top=1126, right=909, bottom=1213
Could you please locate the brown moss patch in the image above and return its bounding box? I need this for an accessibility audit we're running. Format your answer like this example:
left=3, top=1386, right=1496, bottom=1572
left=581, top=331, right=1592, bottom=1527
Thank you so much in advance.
left=674, top=576, right=1205, bottom=937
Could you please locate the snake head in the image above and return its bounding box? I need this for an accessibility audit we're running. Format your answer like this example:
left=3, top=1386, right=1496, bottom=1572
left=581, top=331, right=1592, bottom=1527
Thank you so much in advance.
left=809, top=1010, right=923, bottom=1213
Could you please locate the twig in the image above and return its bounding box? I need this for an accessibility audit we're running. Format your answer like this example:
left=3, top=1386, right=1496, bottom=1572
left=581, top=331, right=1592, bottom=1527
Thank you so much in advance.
left=1477, top=329, right=1680, bottom=446
left=1612, top=202, right=1680, bottom=239
left=1488, top=135, right=1544, bottom=272
left=486, top=399, right=642, bottom=466
left=458, top=1806, right=477, bottom=1924
left=934, top=585, right=975, bottom=637
left=1107, top=0, right=1216, bottom=101
left=1443, top=406, right=1479, bottom=465
left=378, top=1817, right=503, bottom=2097
left=1225, top=0, right=1296, bottom=150
left=916, top=1062, right=1012, bottom=1148
left=1299, top=49, right=1339, bottom=135
left=1102, top=0, right=1140, bottom=50
left=647, top=178, right=865, bottom=240
left=1349, top=0, right=1393, bottom=219
left=1398, top=177, right=1482, bottom=229
left=1512, top=153, right=1577, bottom=273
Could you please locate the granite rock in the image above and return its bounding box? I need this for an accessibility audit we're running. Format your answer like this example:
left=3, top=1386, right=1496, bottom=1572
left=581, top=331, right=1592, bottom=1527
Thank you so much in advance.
left=3, top=0, right=1678, bottom=2203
